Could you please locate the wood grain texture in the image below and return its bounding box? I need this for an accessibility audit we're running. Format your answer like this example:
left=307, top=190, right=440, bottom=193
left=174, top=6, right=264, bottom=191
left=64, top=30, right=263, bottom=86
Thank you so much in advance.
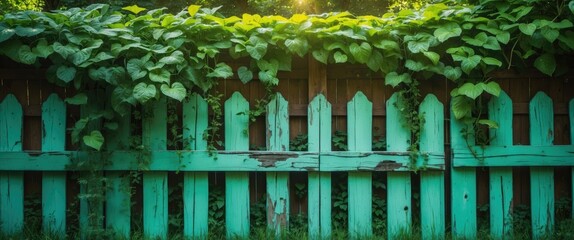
left=308, top=94, right=332, bottom=239
left=266, top=93, right=290, bottom=236
left=386, top=93, right=412, bottom=237
left=183, top=93, right=209, bottom=238
left=0, top=94, right=24, bottom=234
left=570, top=98, right=574, bottom=218
left=419, top=94, right=445, bottom=240
left=41, top=94, right=66, bottom=237
left=488, top=91, right=513, bottom=239
left=347, top=92, right=373, bottom=239
left=450, top=96, right=477, bottom=239
left=143, top=98, right=168, bottom=239
left=529, top=92, right=554, bottom=239
left=225, top=92, right=250, bottom=238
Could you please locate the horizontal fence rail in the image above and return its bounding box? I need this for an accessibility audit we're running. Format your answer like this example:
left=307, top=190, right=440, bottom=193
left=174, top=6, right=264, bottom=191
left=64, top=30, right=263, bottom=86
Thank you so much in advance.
left=1, top=89, right=574, bottom=239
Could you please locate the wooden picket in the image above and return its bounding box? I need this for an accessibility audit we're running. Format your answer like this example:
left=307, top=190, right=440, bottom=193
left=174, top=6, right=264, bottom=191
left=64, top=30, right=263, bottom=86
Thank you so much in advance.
left=3, top=89, right=574, bottom=239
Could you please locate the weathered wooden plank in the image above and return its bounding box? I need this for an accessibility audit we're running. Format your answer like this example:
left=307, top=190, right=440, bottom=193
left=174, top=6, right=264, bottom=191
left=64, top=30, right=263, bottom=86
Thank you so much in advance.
left=570, top=98, right=574, bottom=218
left=105, top=101, right=131, bottom=238
left=530, top=92, right=554, bottom=239
left=347, top=92, right=372, bottom=239
left=225, top=92, right=250, bottom=238
left=0, top=94, right=23, bottom=234
left=143, top=98, right=168, bottom=239
left=450, top=97, right=477, bottom=239
left=452, top=145, right=574, bottom=167
left=419, top=94, right=445, bottom=240
left=308, top=94, right=332, bottom=239
left=266, top=93, right=290, bottom=236
left=0, top=150, right=446, bottom=171
left=41, top=94, right=66, bottom=237
left=386, top=93, right=411, bottom=237
left=488, top=91, right=513, bottom=239
left=183, top=93, right=209, bottom=238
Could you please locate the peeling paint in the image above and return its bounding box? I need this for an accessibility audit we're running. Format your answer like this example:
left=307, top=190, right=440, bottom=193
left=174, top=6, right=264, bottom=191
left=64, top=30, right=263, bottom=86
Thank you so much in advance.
left=374, top=160, right=402, bottom=171
left=251, top=153, right=297, bottom=167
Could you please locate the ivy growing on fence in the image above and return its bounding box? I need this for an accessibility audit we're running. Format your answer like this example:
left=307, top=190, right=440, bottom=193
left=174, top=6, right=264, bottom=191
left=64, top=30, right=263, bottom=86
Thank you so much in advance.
left=1, top=0, right=573, bottom=149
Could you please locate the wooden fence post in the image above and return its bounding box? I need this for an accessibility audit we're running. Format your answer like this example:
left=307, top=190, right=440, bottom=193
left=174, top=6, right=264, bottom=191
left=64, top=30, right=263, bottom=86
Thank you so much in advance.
left=386, top=93, right=412, bottom=237
left=105, top=92, right=131, bottom=238
left=143, top=97, right=168, bottom=239
left=450, top=97, right=477, bottom=238
left=308, top=94, right=331, bottom=239
left=183, top=93, right=209, bottom=238
left=266, top=93, right=290, bottom=236
left=225, top=92, right=250, bottom=238
left=41, top=94, right=66, bottom=237
left=0, top=94, right=24, bottom=234
left=570, top=98, right=574, bottom=219
left=347, top=91, right=373, bottom=239
left=488, top=91, right=513, bottom=238
left=529, top=92, right=554, bottom=239
left=419, top=94, right=445, bottom=239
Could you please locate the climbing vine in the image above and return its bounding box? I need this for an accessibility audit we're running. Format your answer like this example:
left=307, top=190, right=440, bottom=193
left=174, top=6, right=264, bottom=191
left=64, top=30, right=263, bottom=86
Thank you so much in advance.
left=1, top=0, right=574, bottom=154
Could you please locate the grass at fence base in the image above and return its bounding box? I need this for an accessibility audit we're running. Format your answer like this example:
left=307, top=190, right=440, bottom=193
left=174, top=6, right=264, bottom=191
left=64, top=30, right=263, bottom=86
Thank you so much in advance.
left=3, top=218, right=574, bottom=239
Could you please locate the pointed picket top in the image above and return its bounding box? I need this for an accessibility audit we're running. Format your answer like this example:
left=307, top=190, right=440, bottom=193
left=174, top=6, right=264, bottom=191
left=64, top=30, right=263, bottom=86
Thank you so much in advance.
left=266, top=93, right=289, bottom=151
left=347, top=91, right=372, bottom=152
left=225, top=92, right=249, bottom=151
left=386, top=93, right=410, bottom=151
left=308, top=94, right=331, bottom=152
left=419, top=94, right=444, bottom=153
left=0, top=94, right=23, bottom=151
left=183, top=93, right=208, bottom=150
left=530, top=92, right=553, bottom=146
left=42, top=94, right=66, bottom=151
left=488, top=91, right=512, bottom=146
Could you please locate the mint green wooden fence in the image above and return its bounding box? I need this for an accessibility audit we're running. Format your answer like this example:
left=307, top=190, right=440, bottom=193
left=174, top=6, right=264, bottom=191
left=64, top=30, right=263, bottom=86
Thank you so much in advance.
left=451, top=91, right=574, bottom=239
left=0, top=90, right=573, bottom=239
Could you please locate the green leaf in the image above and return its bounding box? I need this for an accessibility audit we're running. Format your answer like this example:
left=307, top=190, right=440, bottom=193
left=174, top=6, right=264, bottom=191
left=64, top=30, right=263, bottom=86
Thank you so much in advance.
left=284, top=38, right=308, bottom=57
left=65, top=93, right=88, bottom=105
left=71, top=118, right=89, bottom=144
left=163, top=30, right=183, bottom=40
left=207, top=63, right=233, bottom=79
left=405, top=60, right=426, bottom=72
left=478, top=119, right=499, bottom=129
left=483, top=37, right=501, bottom=50
left=373, top=39, right=399, bottom=51
left=569, top=1, right=574, bottom=14
left=57, top=65, right=76, bottom=83
left=482, top=57, right=502, bottom=67
left=122, top=5, right=146, bottom=14
left=188, top=5, right=201, bottom=16
left=406, top=34, right=432, bottom=53
left=53, top=42, right=77, bottom=59
left=258, top=70, right=279, bottom=85
left=462, top=32, right=487, bottom=46
left=14, top=26, right=45, bottom=37
left=460, top=55, right=481, bottom=74
left=443, top=66, right=462, bottom=81
left=104, top=122, right=119, bottom=130
left=312, top=49, right=329, bottom=64
left=433, top=22, right=462, bottom=42
left=519, top=23, right=536, bottom=36
left=159, top=50, right=185, bottom=65
left=0, top=27, right=15, bottom=43
left=349, top=42, right=372, bottom=63
left=496, top=32, right=510, bottom=44
left=237, top=66, right=253, bottom=84
left=149, top=68, right=171, bottom=83
left=70, top=49, right=91, bottom=66
left=458, top=82, right=483, bottom=100
left=366, top=50, right=383, bottom=72
left=160, top=82, right=187, bottom=101
left=127, top=59, right=148, bottom=81
left=533, top=53, right=556, bottom=76
left=133, top=82, right=157, bottom=103
left=540, top=28, right=559, bottom=43
left=422, top=51, right=440, bottom=65
left=83, top=130, right=104, bottom=151
left=385, top=72, right=411, bottom=87
left=451, top=96, right=473, bottom=119
left=481, top=81, right=501, bottom=97
left=18, top=45, right=36, bottom=64
left=32, top=39, right=53, bottom=58
left=246, top=43, right=267, bottom=60
left=334, top=51, right=348, bottom=63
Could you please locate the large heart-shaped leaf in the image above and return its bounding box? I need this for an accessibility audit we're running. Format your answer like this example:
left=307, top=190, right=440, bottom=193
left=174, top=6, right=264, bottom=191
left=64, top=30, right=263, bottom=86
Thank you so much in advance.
left=160, top=82, right=187, bottom=101
left=149, top=68, right=171, bottom=83
left=349, top=42, right=372, bottom=63
left=434, top=22, right=462, bottom=42
left=237, top=66, right=253, bottom=83
left=458, top=82, right=483, bottom=99
left=57, top=65, right=76, bottom=83
left=460, top=55, right=481, bottom=74
left=83, top=130, right=104, bottom=151
left=65, top=93, right=88, bottom=105
left=133, top=82, right=157, bottom=103
left=285, top=37, right=308, bottom=57
left=534, top=53, right=556, bottom=76
left=385, top=72, right=411, bottom=87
